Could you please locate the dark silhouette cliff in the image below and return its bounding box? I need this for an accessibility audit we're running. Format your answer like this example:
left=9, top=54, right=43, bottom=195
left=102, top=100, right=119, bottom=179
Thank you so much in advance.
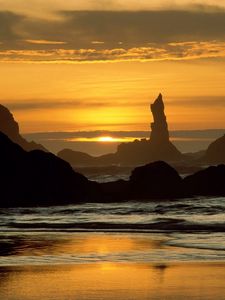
left=0, top=132, right=97, bottom=206
left=0, top=104, right=47, bottom=152
left=58, top=94, right=182, bottom=166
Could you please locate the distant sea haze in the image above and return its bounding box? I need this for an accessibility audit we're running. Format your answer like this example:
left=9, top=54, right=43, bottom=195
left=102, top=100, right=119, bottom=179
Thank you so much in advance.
left=23, top=129, right=225, bottom=155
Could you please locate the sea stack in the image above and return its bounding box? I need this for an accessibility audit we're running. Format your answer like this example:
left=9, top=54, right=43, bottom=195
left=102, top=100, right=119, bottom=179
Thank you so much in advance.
left=145, top=94, right=182, bottom=162
left=58, top=93, right=183, bottom=166
left=150, top=93, right=169, bottom=144
left=115, top=93, right=182, bottom=164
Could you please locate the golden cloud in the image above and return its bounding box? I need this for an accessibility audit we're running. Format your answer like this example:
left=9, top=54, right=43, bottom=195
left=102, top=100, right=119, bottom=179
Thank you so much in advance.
left=25, top=39, right=67, bottom=45
left=0, top=41, right=225, bottom=63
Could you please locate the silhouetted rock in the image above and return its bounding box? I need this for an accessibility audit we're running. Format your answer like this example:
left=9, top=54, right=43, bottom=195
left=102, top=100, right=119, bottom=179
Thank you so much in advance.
left=2, top=130, right=225, bottom=205
left=129, top=161, right=183, bottom=199
left=58, top=149, right=95, bottom=165
left=150, top=93, right=169, bottom=144
left=202, top=134, right=225, bottom=164
left=115, top=94, right=182, bottom=164
left=0, top=104, right=47, bottom=152
left=58, top=94, right=182, bottom=166
left=183, top=164, right=225, bottom=196
left=148, top=94, right=182, bottom=161
left=100, top=180, right=129, bottom=202
left=58, top=149, right=117, bottom=166
left=0, top=132, right=95, bottom=207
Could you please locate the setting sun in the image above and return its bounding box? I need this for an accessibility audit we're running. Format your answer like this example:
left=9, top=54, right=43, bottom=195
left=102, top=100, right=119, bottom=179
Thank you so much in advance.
left=98, top=136, right=116, bottom=142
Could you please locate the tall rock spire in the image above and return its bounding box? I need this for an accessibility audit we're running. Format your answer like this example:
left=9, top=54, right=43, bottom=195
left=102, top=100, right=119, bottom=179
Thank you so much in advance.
left=150, top=93, right=169, bottom=144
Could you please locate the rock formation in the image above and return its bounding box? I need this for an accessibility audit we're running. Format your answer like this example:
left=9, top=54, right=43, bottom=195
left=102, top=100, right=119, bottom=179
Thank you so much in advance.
left=0, top=104, right=47, bottom=152
left=202, top=134, right=225, bottom=164
left=100, top=161, right=225, bottom=201
left=58, top=149, right=116, bottom=166
left=129, top=161, right=183, bottom=199
left=183, top=164, right=225, bottom=196
left=115, top=94, right=182, bottom=164
left=1, top=128, right=225, bottom=206
left=150, top=93, right=169, bottom=144
left=0, top=132, right=97, bottom=206
left=58, top=93, right=182, bottom=166
left=148, top=93, right=182, bottom=161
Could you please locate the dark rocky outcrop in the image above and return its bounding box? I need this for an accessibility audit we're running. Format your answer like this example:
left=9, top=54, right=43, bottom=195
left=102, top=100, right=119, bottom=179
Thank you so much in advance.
left=183, top=164, right=225, bottom=196
left=100, top=161, right=225, bottom=200
left=99, top=180, right=129, bottom=202
left=2, top=129, right=225, bottom=206
left=92, top=161, right=185, bottom=202
left=129, top=161, right=184, bottom=199
left=0, top=104, right=47, bottom=152
left=202, top=134, right=225, bottom=164
left=0, top=132, right=96, bottom=207
left=58, top=94, right=182, bottom=166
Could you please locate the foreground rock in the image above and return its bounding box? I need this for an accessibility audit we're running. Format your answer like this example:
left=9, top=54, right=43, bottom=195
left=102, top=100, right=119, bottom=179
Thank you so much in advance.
left=0, top=104, right=47, bottom=152
left=0, top=132, right=97, bottom=206
left=129, top=161, right=184, bottom=199
left=94, top=161, right=184, bottom=202
left=183, top=164, right=225, bottom=196
left=100, top=161, right=225, bottom=201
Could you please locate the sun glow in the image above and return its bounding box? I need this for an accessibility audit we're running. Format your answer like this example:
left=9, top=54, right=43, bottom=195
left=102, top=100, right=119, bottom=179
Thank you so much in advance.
left=98, top=136, right=116, bottom=142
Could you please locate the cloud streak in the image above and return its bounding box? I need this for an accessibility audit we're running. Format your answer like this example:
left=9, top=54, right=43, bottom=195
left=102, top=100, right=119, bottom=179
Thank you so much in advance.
left=0, top=41, right=225, bottom=63
left=25, top=39, right=67, bottom=45
left=3, top=96, right=225, bottom=113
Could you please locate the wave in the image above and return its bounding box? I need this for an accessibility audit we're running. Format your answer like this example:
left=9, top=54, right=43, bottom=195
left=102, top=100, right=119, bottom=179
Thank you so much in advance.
left=2, top=219, right=224, bottom=233
left=0, top=197, right=225, bottom=233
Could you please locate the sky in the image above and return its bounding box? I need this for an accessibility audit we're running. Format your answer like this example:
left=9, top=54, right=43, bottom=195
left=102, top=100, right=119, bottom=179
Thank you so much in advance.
left=0, top=0, right=225, bottom=136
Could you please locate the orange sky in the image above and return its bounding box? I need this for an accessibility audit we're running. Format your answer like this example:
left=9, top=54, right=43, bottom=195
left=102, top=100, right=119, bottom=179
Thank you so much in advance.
left=0, top=1, right=225, bottom=133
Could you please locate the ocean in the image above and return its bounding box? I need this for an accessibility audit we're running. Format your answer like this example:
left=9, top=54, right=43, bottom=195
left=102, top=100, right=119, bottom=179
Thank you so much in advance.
left=1, top=197, right=225, bottom=265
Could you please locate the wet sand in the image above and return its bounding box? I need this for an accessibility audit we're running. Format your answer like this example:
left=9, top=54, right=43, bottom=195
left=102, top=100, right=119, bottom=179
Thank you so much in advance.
left=0, top=233, right=225, bottom=299
left=1, top=263, right=225, bottom=300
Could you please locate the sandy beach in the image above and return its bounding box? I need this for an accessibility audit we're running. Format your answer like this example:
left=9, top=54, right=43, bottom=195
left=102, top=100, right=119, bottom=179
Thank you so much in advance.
left=0, top=232, right=225, bottom=300
left=1, top=262, right=225, bottom=300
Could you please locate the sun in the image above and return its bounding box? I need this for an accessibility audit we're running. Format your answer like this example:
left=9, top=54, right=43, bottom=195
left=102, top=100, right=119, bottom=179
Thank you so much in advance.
left=98, top=136, right=115, bottom=142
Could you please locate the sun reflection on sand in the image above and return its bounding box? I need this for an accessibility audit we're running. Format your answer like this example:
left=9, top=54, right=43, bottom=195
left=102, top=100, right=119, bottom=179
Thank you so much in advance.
left=0, top=233, right=225, bottom=299
left=1, top=263, right=225, bottom=300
